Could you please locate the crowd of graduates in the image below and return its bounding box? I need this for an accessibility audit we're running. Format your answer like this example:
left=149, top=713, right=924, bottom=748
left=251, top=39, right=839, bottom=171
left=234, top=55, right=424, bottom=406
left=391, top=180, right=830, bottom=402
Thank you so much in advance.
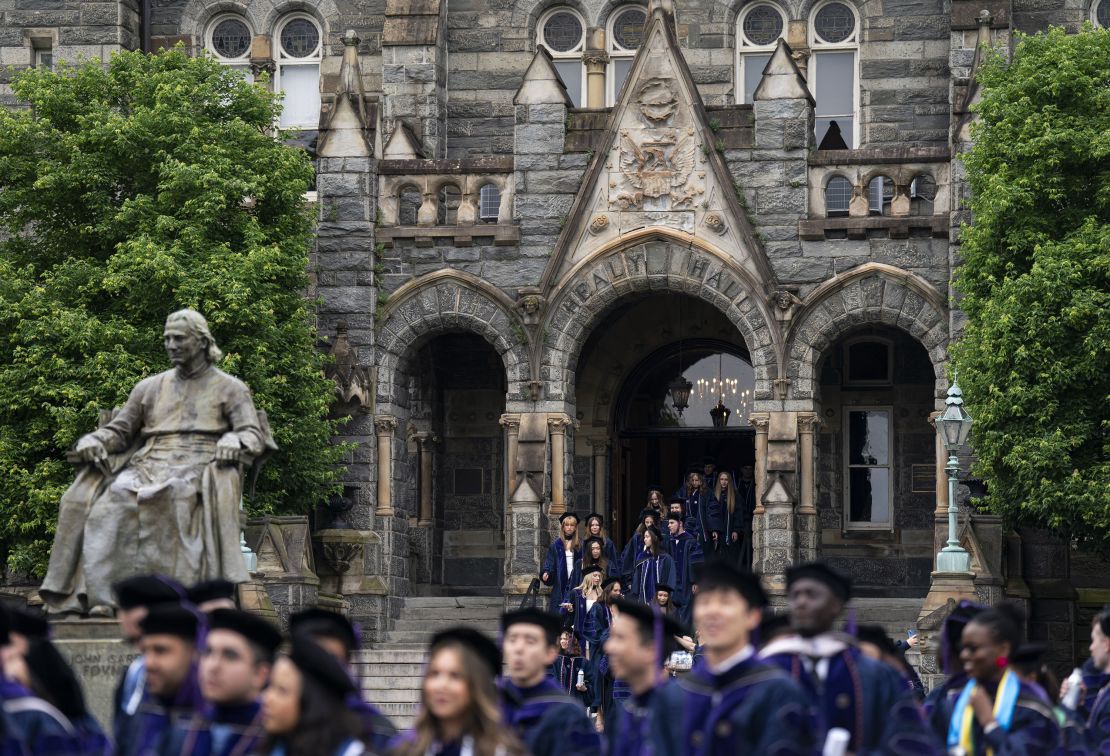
left=1, top=509, right=1110, bottom=754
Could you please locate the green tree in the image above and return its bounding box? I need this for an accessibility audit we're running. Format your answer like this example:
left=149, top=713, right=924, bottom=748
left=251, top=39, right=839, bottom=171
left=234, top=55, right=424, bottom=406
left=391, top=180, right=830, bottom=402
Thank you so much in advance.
left=0, top=48, right=345, bottom=576
left=953, top=26, right=1110, bottom=547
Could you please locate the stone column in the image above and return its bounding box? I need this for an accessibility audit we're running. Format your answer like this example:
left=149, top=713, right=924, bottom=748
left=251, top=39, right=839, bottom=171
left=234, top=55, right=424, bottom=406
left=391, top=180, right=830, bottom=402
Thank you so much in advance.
left=548, top=415, right=573, bottom=515
left=504, top=476, right=545, bottom=596
left=797, top=413, right=820, bottom=563
left=374, top=416, right=398, bottom=517
left=750, top=413, right=770, bottom=515
left=583, top=50, right=608, bottom=109
left=500, top=413, right=521, bottom=496
left=591, top=439, right=608, bottom=515
left=414, top=431, right=436, bottom=526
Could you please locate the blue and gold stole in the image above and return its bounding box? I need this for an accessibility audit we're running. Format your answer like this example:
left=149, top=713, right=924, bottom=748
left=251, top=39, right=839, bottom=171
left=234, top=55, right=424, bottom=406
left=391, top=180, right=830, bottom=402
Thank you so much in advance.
left=947, top=669, right=1020, bottom=755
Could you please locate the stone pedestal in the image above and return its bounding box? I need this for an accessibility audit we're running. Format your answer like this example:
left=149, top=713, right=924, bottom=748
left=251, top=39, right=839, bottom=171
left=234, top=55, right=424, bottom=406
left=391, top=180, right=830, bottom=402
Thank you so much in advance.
left=916, top=570, right=979, bottom=690
left=245, top=515, right=320, bottom=629
left=504, top=476, right=545, bottom=595
left=51, top=619, right=134, bottom=730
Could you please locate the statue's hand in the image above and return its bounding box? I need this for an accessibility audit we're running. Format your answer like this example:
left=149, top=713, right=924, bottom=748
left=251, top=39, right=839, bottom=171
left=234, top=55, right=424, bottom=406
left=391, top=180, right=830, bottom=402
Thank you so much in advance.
left=216, top=433, right=242, bottom=465
left=75, top=435, right=108, bottom=465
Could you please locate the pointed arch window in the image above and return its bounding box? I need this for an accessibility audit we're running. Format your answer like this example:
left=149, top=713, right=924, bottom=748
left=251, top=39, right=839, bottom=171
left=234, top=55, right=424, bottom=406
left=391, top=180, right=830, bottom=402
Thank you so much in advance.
left=809, top=0, right=859, bottom=148
left=538, top=8, right=587, bottom=107
left=607, top=6, right=647, bottom=106
left=735, top=3, right=787, bottom=104
left=275, top=14, right=323, bottom=129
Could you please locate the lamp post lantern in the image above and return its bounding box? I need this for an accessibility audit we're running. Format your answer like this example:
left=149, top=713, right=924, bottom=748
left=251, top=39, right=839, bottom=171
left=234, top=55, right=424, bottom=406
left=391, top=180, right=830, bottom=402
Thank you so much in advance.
left=934, top=377, right=973, bottom=572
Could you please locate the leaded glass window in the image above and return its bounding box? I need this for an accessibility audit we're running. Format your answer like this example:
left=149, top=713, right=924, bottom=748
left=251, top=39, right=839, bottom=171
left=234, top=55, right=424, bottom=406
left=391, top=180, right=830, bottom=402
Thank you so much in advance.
left=612, top=8, right=647, bottom=51
left=825, top=176, right=852, bottom=216
left=814, top=2, right=856, bottom=44
left=742, top=5, right=784, bottom=46
left=542, top=12, right=584, bottom=53
left=478, top=184, right=500, bottom=222
left=212, top=17, right=251, bottom=59
left=280, top=17, right=321, bottom=58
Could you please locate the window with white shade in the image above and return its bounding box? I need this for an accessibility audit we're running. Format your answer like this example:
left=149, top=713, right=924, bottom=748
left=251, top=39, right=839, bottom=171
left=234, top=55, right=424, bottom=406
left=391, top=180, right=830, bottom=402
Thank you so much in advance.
left=537, top=8, right=586, bottom=107
left=607, top=6, right=647, bottom=105
left=735, top=3, right=787, bottom=104
left=274, top=14, right=322, bottom=129
left=206, top=15, right=253, bottom=80
left=844, top=407, right=893, bottom=529
left=809, top=0, right=859, bottom=148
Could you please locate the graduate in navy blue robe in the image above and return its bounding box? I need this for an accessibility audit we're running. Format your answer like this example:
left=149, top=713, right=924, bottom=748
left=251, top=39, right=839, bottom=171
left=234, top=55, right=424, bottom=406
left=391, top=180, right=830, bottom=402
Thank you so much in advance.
left=15, top=637, right=111, bottom=755
left=584, top=513, right=622, bottom=578
left=663, top=508, right=703, bottom=626
left=165, top=608, right=282, bottom=755
left=620, top=509, right=659, bottom=587
left=585, top=577, right=620, bottom=714
left=499, top=608, right=601, bottom=756
left=543, top=512, right=583, bottom=614
left=682, top=469, right=722, bottom=548
left=551, top=631, right=592, bottom=709
left=563, top=566, right=604, bottom=684
left=582, top=537, right=618, bottom=578
left=602, top=599, right=688, bottom=756
left=290, top=607, right=397, bottom=752
left=629, top=526, right=675, bottom=605
left=759, top=561, right=938, bottom=755
left=679, top=560, right=817, bottom=755
left=930, top=605, right=1060, bottom=755
left=117, top=604, right=207, bottom=756
left=923, top=600, right=985, bottom=739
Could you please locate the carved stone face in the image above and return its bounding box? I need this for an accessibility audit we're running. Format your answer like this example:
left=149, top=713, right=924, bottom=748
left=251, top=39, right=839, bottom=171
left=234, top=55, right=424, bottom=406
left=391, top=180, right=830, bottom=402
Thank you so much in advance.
left=163, top=323, right=206, bottom=368
left=774, top=291, right=793, bottom=310
left=521, top=296, right=541, bottom=315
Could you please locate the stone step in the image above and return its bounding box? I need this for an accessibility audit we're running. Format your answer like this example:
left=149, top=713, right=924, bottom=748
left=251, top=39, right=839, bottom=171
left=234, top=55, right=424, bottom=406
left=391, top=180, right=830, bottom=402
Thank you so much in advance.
left=399, top=606, right=504, bottom=621
left=391, top=619, right=501, bottom=633
left=401, top=596, right=505, bottom=608
left=354, top=650, right=428, bottom=664
left=361, top=676, right=423, bottom=691
left=355, top=663, right=425, bottom=677
left=361, top=687, right=427, bottom=703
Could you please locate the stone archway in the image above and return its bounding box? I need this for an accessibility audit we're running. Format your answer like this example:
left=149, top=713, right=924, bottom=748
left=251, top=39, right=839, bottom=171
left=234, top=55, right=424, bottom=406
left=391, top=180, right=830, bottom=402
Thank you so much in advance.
left=376, top=272, right=532, bottom=413
left=541, top=236, right=782, bottom=405
left=785, top=264, right=949, bottom=402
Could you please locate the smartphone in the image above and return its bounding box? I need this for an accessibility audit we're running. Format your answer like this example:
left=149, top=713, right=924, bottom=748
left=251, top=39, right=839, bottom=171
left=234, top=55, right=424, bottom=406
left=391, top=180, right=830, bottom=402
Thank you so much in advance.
left=907, top=629, right=917, bottom=638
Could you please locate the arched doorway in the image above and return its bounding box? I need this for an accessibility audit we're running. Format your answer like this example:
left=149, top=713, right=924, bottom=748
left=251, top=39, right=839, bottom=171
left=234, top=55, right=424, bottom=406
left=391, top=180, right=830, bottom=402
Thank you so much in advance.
left=613, top=340, right=756, bottom=537
left=572, top=293, right=756, bottom=546
left=405, top=333, right=507, bottom=595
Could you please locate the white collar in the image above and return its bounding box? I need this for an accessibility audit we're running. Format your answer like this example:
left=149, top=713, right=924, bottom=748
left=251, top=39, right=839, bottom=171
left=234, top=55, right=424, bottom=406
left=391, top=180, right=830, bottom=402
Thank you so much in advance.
left=708, top=644, right=755, bottom=675
left=758, top=632, right=851, bottom=660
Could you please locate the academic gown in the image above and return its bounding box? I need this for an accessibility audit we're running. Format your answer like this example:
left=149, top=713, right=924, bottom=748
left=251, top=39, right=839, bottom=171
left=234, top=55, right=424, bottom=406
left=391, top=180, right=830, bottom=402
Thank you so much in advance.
left=924, top=672, right=967, bottom=744
left=0, top=680, right=83, bottom=756
left=259, top=736, right=365, bottom=756
left=117, top=667, right=206, bottom=756
left=595, top=537, right=621, bottom=578
left=1087, top=682, right=1110, bottom=755
left=605, top=680, right=685, bottom=756
left=562, top=588, right=596, bottom=655
left=551, top=653, right=591, bottom=709
left=620, top=534, right=644, bottom=587
left=678, top=651, right=817, bottom=756
left=584, top=602, right=613, bottom=711
left=542, top=539, right=582, bottom=613
left=664, top=531, right=703, bottom=626
left=500, top=678, right=602, bottom=756
left=683, top=491, right=722, bottom=547
left=348, top=693, right=397, bottom=753
left=629, top=551, right=676, bottom=605
left=113, top=655, right=145, bottom=748
left=935, top=677, right=1059, bottom=755
left=760, top=635, right=939, bottom=756
left=164, top=700, right=266, bottom=756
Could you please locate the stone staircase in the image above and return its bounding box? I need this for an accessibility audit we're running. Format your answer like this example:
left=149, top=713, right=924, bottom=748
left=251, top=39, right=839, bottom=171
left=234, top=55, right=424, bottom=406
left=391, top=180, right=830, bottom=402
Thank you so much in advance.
left=353, top=596, right=505, bottom=731
left=849, top=597, right=924, bottom=639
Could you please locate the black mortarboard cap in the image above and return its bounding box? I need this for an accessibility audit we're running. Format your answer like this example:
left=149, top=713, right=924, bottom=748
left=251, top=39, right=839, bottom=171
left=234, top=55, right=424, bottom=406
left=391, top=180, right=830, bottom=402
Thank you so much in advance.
left=701, top=456, right=717, bottom=466
left=611, top=599, right=688, bottom=650
left=582, top=565, right=603, bottom=578
left=501, top=608, right=563, bottom=645
left=289, top=635, right=356, bottom=698
left=8, top=608, right=49, bottom=640
left=668, top=495, right=685, bottom=505
left=559, top=511, right=580, bottom=524
left=786, top=561, right=852, bottom=603
left=654, top=583, right=673, bottom=594
left=602, top=576, right=621, bottom=590
left=687, top=463, right=704, bottom=474
left=208, top=609, right=283, bottom=658
left=430, top=626, right=501, bottom=678
left=187, top=579, right=236, bottom=606
left=646, top=484, right=663, bottom=494
left=666, top=510, right=684, bottom=522
left=25, top=639, right=87, bottom=720
left=856, top=625, right=897, bottom=657
left=1011, top=642, right=1048, bottom=667
left=585, top=512, right=605, bottom=525
left=697, top=559, right=768, bottom=608
left=638, top=508, right=657, bottom=525
left=114, top=575, right=183, bottom=610
left=139, top=604, right=198, bottom=641
left=289, top=608, right=358, bottom=653
left=583, top=536, right=604, bottom=549
left=644, top=525, right=663, bottom=544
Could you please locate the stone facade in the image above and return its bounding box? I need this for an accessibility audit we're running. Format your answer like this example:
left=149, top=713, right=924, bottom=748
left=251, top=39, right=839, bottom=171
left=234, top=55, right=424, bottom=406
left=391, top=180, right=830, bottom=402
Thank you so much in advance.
left=3, top=0, right=1107, bottom=670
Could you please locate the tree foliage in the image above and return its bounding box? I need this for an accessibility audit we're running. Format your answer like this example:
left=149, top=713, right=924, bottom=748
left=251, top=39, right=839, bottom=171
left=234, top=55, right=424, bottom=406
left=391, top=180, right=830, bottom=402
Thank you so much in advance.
left=953, top=26, right=1110, bottom=547
left=0, top=48, right=345, bottom=576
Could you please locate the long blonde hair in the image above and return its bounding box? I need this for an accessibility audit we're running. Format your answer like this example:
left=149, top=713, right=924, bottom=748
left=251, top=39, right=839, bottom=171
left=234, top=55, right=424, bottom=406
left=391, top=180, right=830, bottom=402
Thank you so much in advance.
left=574, top=569, right=603, bottom=597
left=398, top=643, right=524, bottom=756
left=714, top=471, right=737, bottom=515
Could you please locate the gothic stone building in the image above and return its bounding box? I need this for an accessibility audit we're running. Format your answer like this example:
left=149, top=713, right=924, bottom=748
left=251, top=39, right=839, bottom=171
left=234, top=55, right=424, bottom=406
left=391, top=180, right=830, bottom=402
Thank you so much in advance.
left=3, top=0, right=1108, bottom=675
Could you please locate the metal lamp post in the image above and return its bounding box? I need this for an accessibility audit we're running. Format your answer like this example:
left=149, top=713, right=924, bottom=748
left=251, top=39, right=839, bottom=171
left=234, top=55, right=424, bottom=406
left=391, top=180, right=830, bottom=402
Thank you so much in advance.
left=934, top=377, right=973, bottom=572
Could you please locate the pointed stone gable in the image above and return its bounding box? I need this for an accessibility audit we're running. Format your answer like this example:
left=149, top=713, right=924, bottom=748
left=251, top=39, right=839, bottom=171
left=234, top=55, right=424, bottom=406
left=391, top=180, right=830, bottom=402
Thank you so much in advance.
left=753, top=39, right=814, bottom=104
left=319, top=30, right=376, bottom=159
left=514, top=47, right=573, bottom=107
left=539, top=7, right=777, bottom=293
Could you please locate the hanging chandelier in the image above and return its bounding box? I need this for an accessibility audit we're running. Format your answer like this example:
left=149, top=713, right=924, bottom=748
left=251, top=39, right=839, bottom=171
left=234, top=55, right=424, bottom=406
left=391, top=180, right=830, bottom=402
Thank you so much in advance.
left=668, top=296, right=692, bottom=415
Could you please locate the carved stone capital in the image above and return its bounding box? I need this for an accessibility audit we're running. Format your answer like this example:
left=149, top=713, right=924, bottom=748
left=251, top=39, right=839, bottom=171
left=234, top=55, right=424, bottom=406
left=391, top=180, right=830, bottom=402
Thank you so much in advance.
left=547, top=414, right=578, bottom=434
left=373, top=415, right=398, bottom=436
left=322, top=541, right=363, bottom=574
left=749, top=413, right=771, bottom=432
left=500, top=413, right=522, bottom=432
left=798, top=412, right=821, bottom=434
left=582, top=50, right=610, bottom=67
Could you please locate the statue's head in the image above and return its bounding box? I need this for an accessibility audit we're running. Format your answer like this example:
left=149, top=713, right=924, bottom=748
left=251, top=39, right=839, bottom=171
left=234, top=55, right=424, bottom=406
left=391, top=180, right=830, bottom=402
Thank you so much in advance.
left=163, top=309, right=223, bottom=367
